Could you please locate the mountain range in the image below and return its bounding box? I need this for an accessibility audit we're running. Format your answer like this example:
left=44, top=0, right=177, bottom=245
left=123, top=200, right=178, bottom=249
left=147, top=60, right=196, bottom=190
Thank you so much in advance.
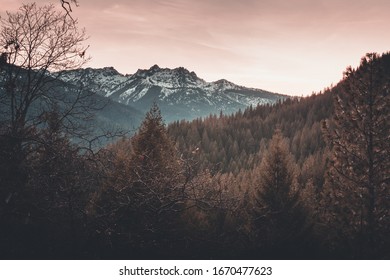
left=58, top=65, right=286, bottom=123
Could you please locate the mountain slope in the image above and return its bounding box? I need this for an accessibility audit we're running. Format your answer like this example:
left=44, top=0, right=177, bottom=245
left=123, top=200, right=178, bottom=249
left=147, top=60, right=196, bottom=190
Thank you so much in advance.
left=59, top=65, right=286, bottom=122
left=0, top=67, right=144, bottom=146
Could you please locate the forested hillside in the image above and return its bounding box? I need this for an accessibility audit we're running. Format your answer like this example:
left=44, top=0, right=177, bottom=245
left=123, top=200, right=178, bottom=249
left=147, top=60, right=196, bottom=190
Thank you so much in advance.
left=0, top=3, right=389, bottom=259
left=168, top=90, right=332, bottom=175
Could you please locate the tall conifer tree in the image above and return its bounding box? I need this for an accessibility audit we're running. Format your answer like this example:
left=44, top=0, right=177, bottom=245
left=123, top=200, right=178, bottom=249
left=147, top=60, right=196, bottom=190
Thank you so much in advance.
left=324, top=53, right=390, bottom=257
left=252, top=130, right=310, bottom=256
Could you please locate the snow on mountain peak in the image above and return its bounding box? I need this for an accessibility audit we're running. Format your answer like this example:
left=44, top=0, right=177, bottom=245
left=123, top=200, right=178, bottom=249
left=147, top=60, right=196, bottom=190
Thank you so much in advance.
left=212, top=79, right=241, bottom=91
left=131, top=65, right=205, bottom=90
left=57, top=64, right=285, bottom=121
left=57, top=66, right=128, bottom=96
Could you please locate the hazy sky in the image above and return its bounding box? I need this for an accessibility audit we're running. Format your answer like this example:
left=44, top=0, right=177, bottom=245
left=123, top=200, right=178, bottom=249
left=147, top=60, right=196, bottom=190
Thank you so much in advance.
left=2, top=0, right=390, bottom=95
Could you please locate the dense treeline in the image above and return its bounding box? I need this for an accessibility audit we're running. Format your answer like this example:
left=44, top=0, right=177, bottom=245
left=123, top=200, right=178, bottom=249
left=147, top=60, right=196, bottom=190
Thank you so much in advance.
left=168, top=88, right=332, bottom=178
left=0, top=4, right=389, bottom=258
left=1, top=54, right=389, bottom=259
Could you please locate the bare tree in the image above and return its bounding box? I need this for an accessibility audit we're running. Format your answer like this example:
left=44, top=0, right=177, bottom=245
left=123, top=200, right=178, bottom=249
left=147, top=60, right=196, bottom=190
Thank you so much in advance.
left=0, top=3, right=91, bottom=221
left=0, top=3, right=89, bottom=137
left=60, top=0, right=79, bottom=20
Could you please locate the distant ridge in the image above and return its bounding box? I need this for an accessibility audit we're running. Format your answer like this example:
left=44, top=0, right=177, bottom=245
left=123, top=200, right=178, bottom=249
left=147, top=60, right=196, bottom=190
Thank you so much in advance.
left=59, top=65, right=287, bottom=122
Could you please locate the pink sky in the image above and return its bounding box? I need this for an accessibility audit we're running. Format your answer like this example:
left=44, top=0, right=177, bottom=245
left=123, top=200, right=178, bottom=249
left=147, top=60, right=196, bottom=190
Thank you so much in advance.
left=2, top=0, right=390, bottom=95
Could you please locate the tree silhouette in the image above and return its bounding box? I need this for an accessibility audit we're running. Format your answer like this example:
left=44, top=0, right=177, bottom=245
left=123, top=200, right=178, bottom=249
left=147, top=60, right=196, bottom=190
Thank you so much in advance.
left=0, top=3, right=89, bottom=198
left=252, top=130, right=311, bottom=257
left=0, top=3, right=91, bottom=258
left=89, top=104, right=186, bottom=257
left=324, top=53, right=390, bottom=257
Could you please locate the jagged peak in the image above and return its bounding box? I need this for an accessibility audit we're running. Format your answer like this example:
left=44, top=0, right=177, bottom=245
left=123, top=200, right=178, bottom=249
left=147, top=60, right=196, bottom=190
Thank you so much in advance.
left=98, top=66, right=122, bottom=76
left=149, top=64, right=161, bottom=71
left=135, top=64, right=161, bottom=77
left=174, top=66, right=188, bottom=72
left=172, top=66, right=198, bottom=78
left=215, top=78, right=231, bottom=84
left=134, top=65, right=200, bottom=82
left=213, top=79, right=240, bottom=89
left=65, top=66, right=124, bottom=77
left=100, top=66, right=118, bottom=71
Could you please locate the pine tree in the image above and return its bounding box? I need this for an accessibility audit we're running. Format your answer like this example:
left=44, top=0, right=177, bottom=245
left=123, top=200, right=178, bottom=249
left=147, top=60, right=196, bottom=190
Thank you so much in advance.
left=90, top=103, right=186, bottom=257
left=252, top=130, right=311, bottom=257
left=324, top=53, right=390, bottom=257
left=130, top=103, right=182, bottom=189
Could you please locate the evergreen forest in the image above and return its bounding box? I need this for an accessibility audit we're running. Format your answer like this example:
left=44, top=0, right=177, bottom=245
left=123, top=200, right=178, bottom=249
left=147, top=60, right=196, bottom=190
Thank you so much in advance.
left=0, top=3, right=389, bottom=260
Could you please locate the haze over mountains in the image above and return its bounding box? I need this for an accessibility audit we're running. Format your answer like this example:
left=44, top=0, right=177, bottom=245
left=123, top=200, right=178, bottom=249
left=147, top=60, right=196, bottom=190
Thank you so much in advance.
left=58, top=65, right=286, bottom=123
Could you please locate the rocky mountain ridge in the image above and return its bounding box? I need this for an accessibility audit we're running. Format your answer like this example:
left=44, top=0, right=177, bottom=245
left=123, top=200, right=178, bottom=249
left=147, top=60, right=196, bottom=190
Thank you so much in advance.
left=58, top=65, right=286, bottom=122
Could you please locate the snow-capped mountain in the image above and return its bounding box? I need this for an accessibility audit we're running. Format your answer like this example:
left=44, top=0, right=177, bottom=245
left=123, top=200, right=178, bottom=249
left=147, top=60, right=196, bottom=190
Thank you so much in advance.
left=58, top=67, right=129, bottom=96
left=58, top=65, right=286, bottom=122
